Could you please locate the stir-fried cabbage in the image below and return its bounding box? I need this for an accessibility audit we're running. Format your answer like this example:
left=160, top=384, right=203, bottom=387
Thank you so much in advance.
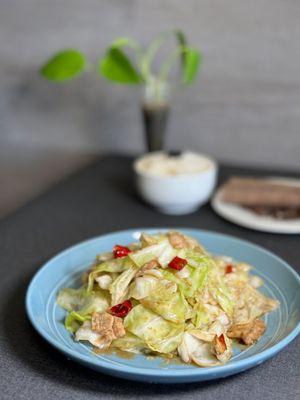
left=124, top=304, right=184, bottom=353
left=79, top=289, right=110, bottom=315
left=129, top=240, right=176, bottom=268
left=109, top=266, right=137, bottom=306
left=178, top=332, right=220, bottom=367
left=75, top=320, right=110, bottom=349
left=57, top=287, right=88, bottom=311
left=65, top=311, right=91, bottom=333
left=112, top=332, right=147, bottom=354
left=57, top=230, right=279, bottom=367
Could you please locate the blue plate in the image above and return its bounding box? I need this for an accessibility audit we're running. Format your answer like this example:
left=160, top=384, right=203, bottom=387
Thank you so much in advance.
left=26, top=228, right=300, bottom=383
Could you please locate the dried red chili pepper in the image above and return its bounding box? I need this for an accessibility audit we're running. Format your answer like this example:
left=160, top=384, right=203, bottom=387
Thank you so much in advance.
left=168, top=256, right=188, bottom=271
left=110, top=300, right=132, bottom=318
left=113, top=244, right=131, bottom=258
left=225, top=264, right=233, bottom=274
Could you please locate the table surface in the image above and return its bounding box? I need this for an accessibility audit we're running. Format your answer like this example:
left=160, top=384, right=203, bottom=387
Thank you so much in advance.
left=1, top=155, right=299, bottom=400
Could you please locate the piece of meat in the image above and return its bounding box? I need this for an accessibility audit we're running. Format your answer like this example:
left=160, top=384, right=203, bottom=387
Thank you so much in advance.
left=137, top=259, right=159, bottom=276
left=227, top=318, right=266, bottom=345
left=136, top=260, right=159, bottom=277
left=75, top=320, right=112, bottom=350
left=167, top=231, right=204, bottom=251
left=140, top=233, right=158, bottom=247
left=167, top=231, right=199, bottom=249
left=143, top=259, right=159, bottom=270
left=92, top=312, right=114, bottom=335
left=112, top=316, right=126, bottom=338
left=168, top=232, right=187, bottom=249
left=91, top=312, right=125, bottom=343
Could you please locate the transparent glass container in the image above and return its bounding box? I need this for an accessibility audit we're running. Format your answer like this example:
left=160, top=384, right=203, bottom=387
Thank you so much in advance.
left=141, top=77, right=170, bottom=152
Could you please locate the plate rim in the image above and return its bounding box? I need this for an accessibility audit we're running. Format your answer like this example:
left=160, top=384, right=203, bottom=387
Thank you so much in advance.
left=26, top=228, right=300, bottom=380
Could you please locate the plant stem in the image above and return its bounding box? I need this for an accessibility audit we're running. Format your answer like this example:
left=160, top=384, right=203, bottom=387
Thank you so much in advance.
left=144, top=76, right=169, bottom=105
left=140, top=32, right=169, bottom=80
left=159, top=46, right=184, bottom=82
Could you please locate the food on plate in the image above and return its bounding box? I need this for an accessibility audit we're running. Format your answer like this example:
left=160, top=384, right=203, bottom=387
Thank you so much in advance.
left=57, top=231, right=279, bottom=367
left=220, top=177, right=300, bottom=220
left=134, top=151, right=215, bottom=177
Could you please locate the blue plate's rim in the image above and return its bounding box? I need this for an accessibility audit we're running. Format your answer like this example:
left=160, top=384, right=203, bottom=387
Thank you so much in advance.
left=26, top=228, right=300, bottom=379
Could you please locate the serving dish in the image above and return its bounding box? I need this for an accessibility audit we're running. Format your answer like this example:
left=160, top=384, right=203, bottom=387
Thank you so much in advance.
left=26, top=228, right=300, bottom=383
left=212, top=177, right=300, bottom=234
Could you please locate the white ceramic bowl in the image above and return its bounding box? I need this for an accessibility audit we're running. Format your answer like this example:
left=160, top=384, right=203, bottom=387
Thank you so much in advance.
left=133, top=152, right=218, bottom=215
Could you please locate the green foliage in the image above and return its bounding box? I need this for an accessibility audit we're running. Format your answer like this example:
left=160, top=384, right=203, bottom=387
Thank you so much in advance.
left=99, top=47, right=142, bottom=84
left=174, top=29, right=188, bottom=69
left=40, top=49, right=86, bottom=81
left=182, top=48, right=202, bottom=84
left=40, top=30, right=202, bottom=88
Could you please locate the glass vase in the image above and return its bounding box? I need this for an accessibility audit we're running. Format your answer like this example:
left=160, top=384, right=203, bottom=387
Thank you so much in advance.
left=141, top=78, right=170, bottom=153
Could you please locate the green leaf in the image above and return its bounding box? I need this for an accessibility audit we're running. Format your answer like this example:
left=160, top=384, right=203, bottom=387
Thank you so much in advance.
left=99, top=47, right=142, bottom=84
left=40, top=49, right=86, bottom=81
left=174, top=30, right=187, bottom=48
left=182, top=48, right=201, bottom=84
left=111, top=37, right=140, bottom=51
left=174, top=29, right=188, bottom=67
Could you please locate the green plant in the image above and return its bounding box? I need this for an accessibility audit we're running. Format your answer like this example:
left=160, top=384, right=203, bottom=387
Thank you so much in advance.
left=41, top=30, right=202, bottom=102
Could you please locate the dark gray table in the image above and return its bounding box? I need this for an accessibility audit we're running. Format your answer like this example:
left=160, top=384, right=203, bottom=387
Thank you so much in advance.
left=1, top=155, right=299, bottom=400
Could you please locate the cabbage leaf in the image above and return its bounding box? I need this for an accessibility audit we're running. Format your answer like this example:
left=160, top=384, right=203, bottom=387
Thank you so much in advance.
left=129, top=239, right=176, bottom=268
left=109, top=266, right=137, bottom=306
left=124, top=304, right=184, bottom=353
left=79, top=289, right=110, bottom=315
left=178, top=332, right=220, bottom=367
left=87, top=257, right=133, bottom=292
left=130, top=275, right=186, bottom=323
left=112, top=332, right=148, bottom=354
left=57, top=287, right=87, bottom=311
left=65, top=311, right=91, bottom=333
